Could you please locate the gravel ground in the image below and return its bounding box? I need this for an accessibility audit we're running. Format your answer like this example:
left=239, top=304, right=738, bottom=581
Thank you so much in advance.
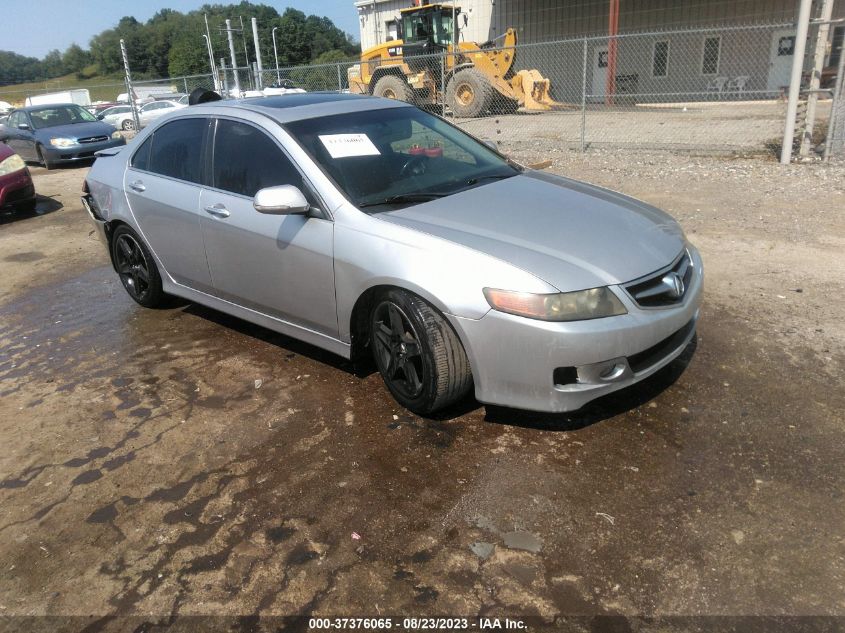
left=455, top=101, right=831, bottom=152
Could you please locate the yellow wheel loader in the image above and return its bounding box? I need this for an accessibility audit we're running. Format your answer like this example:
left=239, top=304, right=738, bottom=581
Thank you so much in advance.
left=348, top=2, right=565, bottom=117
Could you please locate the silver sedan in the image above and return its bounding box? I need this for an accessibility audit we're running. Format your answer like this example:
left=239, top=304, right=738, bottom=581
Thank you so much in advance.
left=83, top=93, right=702, bottom=415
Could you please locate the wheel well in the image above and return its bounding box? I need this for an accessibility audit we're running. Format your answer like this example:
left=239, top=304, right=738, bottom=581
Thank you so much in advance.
left=369, top=67, right=407, bottom=93
left=103, top=219, right=131, bottom=270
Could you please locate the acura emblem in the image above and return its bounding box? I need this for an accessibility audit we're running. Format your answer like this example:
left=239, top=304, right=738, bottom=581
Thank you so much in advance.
left=661, top=272, right=685, bottom=298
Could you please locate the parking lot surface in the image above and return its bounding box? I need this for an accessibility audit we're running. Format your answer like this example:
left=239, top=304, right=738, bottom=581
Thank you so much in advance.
left=1, top=154, right=843, bottom=631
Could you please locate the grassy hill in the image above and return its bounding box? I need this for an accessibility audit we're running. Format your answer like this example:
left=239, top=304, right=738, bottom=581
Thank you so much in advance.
left=0, top=69, right=127, bottom=106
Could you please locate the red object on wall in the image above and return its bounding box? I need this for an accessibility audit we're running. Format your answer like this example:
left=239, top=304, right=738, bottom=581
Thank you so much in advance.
left=606, top=0, right=619, bottom=106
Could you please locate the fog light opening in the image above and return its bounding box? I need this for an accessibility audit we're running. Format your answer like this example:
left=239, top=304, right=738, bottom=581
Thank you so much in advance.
left=599, top=362, right=626, bottom=381
left=553, top=366, right=578, bottom=386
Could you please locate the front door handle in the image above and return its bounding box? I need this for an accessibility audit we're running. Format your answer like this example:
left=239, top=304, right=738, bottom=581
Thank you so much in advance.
left=128, top=180, right=145, bottom=192
left=204, top=203, right=230, bottom=218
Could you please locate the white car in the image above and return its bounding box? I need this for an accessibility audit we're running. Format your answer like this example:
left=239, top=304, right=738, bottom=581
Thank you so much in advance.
left=114, top=100, right=186, bottom=130
left=97, top=105, right=135, bottom=129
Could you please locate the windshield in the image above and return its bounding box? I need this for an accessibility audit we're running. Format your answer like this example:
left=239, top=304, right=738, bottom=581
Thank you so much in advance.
left=285, top=106, right=518, bottom=210
left=403, top=11, right=454, bottom=46
left=29, top=105, right=97, bottom=129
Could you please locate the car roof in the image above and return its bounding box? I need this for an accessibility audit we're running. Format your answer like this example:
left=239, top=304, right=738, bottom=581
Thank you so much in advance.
left=18, top=103, right=83, bottom=112
left=195, top=92, right=412, bottom=124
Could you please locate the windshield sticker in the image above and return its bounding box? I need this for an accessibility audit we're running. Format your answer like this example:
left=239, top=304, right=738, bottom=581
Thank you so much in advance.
left=318, top=133, right=381, bottom=159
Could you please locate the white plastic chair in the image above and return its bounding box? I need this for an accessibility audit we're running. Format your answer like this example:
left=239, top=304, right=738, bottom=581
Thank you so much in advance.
left=705, top=76, right=728, bottom=94
left=727, top=76, right=750, bottom=97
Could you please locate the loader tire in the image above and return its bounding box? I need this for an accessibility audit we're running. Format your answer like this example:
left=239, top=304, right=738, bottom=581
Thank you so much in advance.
left=373, top=75, right=414, bottom=103
left=446, top=68, right=494, bottom=118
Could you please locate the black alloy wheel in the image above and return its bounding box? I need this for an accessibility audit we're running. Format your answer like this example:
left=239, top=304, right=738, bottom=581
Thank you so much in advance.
left=372, top=299, right=425, bottom=401
left=111, top=226, right=164, bottom=307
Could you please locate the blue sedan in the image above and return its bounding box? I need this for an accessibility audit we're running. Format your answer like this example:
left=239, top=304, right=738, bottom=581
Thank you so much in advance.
left=0, top=103, right=125, bottom=169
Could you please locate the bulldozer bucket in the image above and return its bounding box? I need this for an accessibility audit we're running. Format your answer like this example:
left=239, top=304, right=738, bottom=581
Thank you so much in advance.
left=511, top=69, right=571, bottom=111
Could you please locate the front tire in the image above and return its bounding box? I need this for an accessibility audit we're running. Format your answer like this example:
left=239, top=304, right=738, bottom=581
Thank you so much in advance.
left=370, top=289, right=472, bottom=415
left=121, top=119, right=136, bottom=131
left=36, top=145, right=54, bottom=170
left=111, top=225, right=164, bottom=308
left=446, top=68, right=495, bottom=118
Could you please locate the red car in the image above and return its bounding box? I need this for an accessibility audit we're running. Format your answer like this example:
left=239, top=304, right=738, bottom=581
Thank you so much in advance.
left=0, top=142, right=36, bottom=212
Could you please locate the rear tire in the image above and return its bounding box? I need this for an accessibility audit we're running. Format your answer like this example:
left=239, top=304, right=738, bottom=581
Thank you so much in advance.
left=111, top=225, right=165, bottom=308
left=373, top=75, right=414, bottom=103
left=446, top=68, right=495, bottom=118
left=370, top=289, right=472, bottom=415
left=121, top=119, right=136, bottom=131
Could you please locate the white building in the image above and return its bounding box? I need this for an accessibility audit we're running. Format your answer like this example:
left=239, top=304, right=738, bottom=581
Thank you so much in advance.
left=354, top=0, right=844, bottom=101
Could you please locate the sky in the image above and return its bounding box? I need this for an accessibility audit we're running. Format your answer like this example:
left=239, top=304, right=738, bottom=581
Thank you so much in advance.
left=2, top=0, right=361, bottom=59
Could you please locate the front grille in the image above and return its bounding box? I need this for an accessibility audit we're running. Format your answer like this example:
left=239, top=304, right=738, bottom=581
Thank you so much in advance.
left=628, top=318, right=695, bottom=373
left=624, top=250, right=693, bottom=308
left=78, top=135, right=109, bottom=144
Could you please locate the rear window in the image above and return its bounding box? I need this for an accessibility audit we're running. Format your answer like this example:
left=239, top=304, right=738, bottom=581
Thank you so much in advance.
left=146, top=118, right=205, bottom=184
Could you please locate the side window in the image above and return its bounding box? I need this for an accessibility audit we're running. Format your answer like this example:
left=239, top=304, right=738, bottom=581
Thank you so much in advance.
left=147, top=118, right=205, bottom=183
left=10, top=112, right=23, bottom=127
left=131, top=135, right=153, bottom=171
left=212, top=119, right=302, bottom=198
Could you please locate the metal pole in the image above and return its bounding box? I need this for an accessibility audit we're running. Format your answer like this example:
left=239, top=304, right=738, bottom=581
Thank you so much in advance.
left=204, top=14, right=219, bottom=91
left=240, top=16, right=252, bottom=89
left=220, top=58, right=229, bottom=95
left=337, top=64, right=343, bottom=92
left=119, top=39, right=140, bottom=132
left=203, top=35, right=218, bottom=91
left=252, top=17, right=263, bottom=90
left=272, top=27, right=281, bottom=84
left=799, top=0, right=835, bottom=157
left=441, top=53, right=446, bottom=117
left=226, top=19, right=241, bottom=95
left=580, top=37, right=587, bottom=152
left=780, top=0, right=813, bottom=164
left=823, top=40, right=845, bottom=161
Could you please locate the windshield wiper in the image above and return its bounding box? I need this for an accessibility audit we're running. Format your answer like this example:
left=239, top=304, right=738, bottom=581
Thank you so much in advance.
left=465, top=173, right=516, bottom=186
left=358, top=192, right=448, bottom=208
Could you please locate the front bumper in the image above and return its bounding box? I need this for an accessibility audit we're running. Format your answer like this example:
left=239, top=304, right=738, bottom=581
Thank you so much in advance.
left=0, top=168, right=35, bottom=208
left=449, top=246, right=704, bottom=413
left=42, top=137, right=125, bottom=165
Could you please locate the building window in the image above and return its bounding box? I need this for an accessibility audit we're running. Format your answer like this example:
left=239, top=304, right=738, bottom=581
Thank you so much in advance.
left=702, top=36, right=721, bottom=75
left=830, top=26, right=844, bottom=69
left=652, top=41, right=669, bottom=77
left=386, top=20, right=398, bottom=41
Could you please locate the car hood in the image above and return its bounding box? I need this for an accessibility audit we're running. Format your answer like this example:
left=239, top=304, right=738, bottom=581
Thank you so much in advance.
left=34, top=121, right=115, bottom=140
left=378, top=171, right=685, bottom=292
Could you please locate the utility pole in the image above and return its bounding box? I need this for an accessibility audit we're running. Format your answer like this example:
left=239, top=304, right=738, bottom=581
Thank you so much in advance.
left=119, top=39, right=140, bottom=132
left=239, top=16, right=252, bottom=89
left=780, top=0, right=813, bottom=164
left=799, top=0, right=835, bottom=157
left=252, top=17, right=263, bottom=90
left=225, top=19, right=241, bottom=95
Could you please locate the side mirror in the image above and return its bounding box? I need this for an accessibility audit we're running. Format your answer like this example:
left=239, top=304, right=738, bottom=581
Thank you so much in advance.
left=97, top=114, right=105, bottom=120
left=482, top=139, right=499, bottom=152
left=18, top=123, right=31, bottom=131
left=253, top=185, right=310, bottom=215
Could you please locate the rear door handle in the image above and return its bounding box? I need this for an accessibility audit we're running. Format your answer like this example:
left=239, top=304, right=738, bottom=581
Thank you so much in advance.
left=204, top=203, right=230, bottom=218
left=128, top=180, right=145, bottom=192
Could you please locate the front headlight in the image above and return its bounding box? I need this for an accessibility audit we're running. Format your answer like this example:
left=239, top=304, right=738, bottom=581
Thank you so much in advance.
left=111, top=130, right=122, bottom=140
left=483, top=286, right=627, bottom=322
left=50, top=137, right=76, bottom=148
left=0, top=153, right=26, bottom=176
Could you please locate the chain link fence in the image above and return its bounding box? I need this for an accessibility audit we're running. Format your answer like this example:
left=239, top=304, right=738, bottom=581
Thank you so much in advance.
left=229, top=22, right=804, bottom=157
left=7, top=21, right=837, bottom=160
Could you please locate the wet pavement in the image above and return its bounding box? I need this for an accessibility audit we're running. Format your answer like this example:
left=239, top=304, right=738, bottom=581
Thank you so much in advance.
left=0, top=165, right=843, bottom=632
